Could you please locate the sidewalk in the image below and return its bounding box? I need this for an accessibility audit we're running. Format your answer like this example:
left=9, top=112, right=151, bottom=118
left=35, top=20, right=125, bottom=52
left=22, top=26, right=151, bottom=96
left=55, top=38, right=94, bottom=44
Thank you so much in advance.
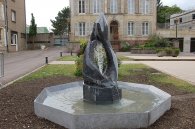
left=0, top=47, right=66, bottom=86
left=127, top=55, right=195, bottom=61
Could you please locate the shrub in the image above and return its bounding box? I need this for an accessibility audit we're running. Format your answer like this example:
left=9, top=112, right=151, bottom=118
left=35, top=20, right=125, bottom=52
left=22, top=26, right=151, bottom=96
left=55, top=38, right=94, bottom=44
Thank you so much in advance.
left=77, top=39, right=88, bottom=56
left=172, top=48, right=180, bottom=57
left=120, top=41, right=131, bottom=52
left=156, top=48, right=180, bottom=57
left=74, top=55, right=83, bottom=76
left=145, top=34, right=171, bottom=48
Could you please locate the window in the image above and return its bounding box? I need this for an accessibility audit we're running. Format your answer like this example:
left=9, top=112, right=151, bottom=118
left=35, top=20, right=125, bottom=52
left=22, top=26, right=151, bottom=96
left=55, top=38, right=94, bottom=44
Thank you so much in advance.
left=110, top=0, right=117, bottom=13
left=192, top=14, right=195, bottom=19
left=79, top=0, right=85, bottom=13
left=0, top=28, right=2, bottom=41
left=79, top=22, right=85, bottom=36
left=179, top=18, right=182, bottom=23
left=0, top=4, right=4, bottom=20
left=142, top=22, right=149, bottom=35
left=128, top=0, right=135, bottom=14
left=141, top=0, right=149, bottom=14
left=11, top=32, right=18, bottom=45
left=11, top=10, right=16, bottom=22
left=93, top=0, right=101, bottom=13
left=128, top=22, right=134, bottom=36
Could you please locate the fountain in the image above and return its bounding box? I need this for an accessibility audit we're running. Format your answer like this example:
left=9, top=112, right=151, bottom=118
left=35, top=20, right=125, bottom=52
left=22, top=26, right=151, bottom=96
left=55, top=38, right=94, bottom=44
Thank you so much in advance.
left=34, top=14, right=171, bottom=129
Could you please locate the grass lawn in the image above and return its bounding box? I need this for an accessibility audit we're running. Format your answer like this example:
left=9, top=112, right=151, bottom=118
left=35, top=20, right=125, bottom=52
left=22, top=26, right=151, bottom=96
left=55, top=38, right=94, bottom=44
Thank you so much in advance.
left=20, top=65, right=76, bottom=81
left=20, top=64, right=195, bottom=94
left=58, top=55, right=132, bottom=61
left=58, top=55, right=77, bottom=61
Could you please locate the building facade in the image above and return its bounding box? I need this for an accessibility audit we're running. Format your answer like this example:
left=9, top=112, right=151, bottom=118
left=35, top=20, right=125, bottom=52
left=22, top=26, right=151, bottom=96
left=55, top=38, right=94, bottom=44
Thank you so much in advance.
left=70, top=0, right=157, bottom=50
left=157, top=10, right=195, bottom=53
left=0, top=0, right=26, bottom=52
left=170, top=10, right=195, bottom=30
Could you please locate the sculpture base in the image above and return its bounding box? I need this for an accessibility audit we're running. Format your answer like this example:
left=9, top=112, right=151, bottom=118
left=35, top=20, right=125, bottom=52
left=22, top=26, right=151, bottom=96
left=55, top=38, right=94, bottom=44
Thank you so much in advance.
left=83, top=84, right=122, bottom=104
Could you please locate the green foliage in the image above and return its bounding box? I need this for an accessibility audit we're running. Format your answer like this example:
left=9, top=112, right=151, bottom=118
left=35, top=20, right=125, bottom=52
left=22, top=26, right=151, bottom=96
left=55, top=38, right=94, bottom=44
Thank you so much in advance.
left=156, top=48, right=180, bottom=57
left=172, top=48, right=180, bottom=57
left=157, top=5, right=183, bottom=23
left=74, top=55, right=83, bottom=76
left=145, top=34, right=171, bottom=48
left=77, top=39, right=88, bottom=56
left=51, top=7, right=70, bottom=36
left=20, top=65, right=75, bottom=81
left=58, top=55, right=77, bottom=61
left=120, top=41, right=131, bottom=52
left=29, top=13, right=37, bottom=37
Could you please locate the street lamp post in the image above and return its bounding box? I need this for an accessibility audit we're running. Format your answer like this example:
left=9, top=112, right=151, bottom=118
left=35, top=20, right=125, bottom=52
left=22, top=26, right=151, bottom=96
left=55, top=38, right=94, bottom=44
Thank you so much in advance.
left=174, top=18, right=179, bottom=48
left=175, top=19, right=178, bottom=40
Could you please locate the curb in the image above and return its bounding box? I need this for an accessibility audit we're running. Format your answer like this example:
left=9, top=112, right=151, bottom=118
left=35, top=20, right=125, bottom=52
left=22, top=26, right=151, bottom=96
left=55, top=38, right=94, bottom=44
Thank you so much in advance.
left=0, top=65, right=46, bottom=90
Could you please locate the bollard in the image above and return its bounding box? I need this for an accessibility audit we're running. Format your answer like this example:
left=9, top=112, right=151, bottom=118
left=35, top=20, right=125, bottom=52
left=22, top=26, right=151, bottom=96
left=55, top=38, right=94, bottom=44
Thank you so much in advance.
left=60, top=52, right=63, bottom=57
left=45, top=57, right=48, bottom=64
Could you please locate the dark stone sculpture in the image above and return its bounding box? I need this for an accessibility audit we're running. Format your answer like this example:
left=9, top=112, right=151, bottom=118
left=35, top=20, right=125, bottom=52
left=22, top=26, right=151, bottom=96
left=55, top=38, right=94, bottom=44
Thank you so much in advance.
left=83, top=13, right=122, bottom=104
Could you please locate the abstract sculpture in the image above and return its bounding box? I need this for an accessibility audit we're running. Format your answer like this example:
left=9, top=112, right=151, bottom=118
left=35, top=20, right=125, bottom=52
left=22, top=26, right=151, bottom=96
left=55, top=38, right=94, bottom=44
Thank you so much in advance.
left=83, top=13, right=122, bottom=104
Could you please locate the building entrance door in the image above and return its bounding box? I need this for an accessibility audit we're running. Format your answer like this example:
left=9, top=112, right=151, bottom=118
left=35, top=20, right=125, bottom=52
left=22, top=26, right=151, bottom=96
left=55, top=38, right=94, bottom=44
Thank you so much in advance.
left=11, top=32, right=18, bottom=51
left=110, top=21, right=119, bottom=41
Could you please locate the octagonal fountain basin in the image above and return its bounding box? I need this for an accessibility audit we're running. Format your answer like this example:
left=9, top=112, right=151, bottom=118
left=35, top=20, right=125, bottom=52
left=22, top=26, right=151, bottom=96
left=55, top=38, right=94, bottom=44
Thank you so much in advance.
left=34, top=81, right=171, bottom=129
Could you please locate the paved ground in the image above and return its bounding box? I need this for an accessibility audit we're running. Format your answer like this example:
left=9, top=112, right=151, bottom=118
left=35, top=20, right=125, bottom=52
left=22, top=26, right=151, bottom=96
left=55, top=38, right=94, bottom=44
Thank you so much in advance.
left=0, top=47, right=68, bottom=86
left=1, top=49, right=195, bottom=87
left=140, top=61, right=195, bottom=85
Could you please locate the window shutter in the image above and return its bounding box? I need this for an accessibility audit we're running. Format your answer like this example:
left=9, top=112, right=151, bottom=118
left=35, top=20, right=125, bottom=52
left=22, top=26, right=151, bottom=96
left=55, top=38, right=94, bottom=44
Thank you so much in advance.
left=75, top=23, right=79, bottom=36
left=149, top=21, right=152, bottom=35
left=107, top=0, right=110, bottom=13
left=90, top=0, right=93, bottom=13
left=133, top=22, right=136, bottom=36
left=124, top=0, right=128, bottom=14
left=139, top=0, right=143, bottom=14
left=85, top=0, right=89, bottom=13
left=100, top=0, right=104, bottom=13
left=86, top=22, right=90, bottom=36
left=118, top=0, right=121, bottom=13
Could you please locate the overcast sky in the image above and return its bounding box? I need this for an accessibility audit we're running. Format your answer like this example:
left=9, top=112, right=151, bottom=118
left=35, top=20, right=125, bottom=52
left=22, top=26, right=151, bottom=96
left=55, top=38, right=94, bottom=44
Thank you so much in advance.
left=26, top=0, right=195, bottom=29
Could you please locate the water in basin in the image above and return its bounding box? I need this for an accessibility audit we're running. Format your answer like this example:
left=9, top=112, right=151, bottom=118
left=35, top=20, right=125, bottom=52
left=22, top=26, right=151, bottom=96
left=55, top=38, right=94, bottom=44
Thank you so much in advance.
left=43, top=84, right=161, bottom=115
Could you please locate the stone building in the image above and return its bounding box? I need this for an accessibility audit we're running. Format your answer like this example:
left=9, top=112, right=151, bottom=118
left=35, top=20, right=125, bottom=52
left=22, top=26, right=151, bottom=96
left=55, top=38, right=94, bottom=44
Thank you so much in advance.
left=158, top=10, right=195, bottom=53
left=70, top=0, right=157, bottom=50
left=0, top=0, right=26, bottom=52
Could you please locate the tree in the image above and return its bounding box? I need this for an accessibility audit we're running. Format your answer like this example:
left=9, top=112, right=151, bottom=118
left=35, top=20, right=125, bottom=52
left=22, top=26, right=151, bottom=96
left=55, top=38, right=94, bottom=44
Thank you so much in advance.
left=51, top=7, right=70, bottom=38
left=157, top=5, right=183, bottom=23
left=29, top=13, right=37, bottom=49
left=157, top=0, right=163, bottom=11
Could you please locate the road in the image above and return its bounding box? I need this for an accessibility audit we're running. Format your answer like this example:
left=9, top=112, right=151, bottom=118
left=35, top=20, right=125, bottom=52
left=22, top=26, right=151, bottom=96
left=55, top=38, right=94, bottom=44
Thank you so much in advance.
left=0, top=47, right=67, bottom=86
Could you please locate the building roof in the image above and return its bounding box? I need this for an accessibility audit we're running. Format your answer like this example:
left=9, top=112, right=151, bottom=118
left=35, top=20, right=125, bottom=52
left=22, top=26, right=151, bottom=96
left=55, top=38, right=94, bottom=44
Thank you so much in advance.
left=26, top=26, right=49, bottom=34
left=170, top=9, right=195, bottom=19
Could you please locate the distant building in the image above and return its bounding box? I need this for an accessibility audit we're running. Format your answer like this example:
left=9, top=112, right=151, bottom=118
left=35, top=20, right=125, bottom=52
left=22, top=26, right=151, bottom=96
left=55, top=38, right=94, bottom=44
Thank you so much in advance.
left=157, top=10, right=195, bottom=53
left=0, top=0, right=26, bottom=52
left=70, top=0, right=157, bottom=51
left=170, top=10, right=195, bottom=30
left=26, top=26, right=54, bottom=49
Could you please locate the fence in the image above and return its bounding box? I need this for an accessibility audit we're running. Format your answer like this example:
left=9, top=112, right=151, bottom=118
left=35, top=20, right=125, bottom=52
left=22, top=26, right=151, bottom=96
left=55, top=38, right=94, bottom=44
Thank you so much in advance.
left=0, top=52, right=4, bottom=78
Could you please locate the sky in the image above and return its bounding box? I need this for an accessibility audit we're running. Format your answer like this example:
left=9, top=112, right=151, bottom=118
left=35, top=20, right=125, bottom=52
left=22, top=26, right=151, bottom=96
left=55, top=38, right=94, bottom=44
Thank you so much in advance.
left=26, top=0, right=195, bottom=30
